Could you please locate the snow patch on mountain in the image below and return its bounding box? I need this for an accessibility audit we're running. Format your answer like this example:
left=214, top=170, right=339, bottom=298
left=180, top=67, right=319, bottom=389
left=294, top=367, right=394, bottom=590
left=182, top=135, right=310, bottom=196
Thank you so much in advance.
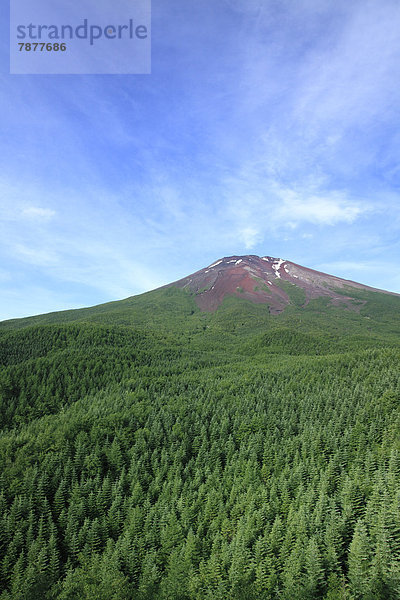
left=208, top=260, right=222, bottom=268
left=272, top=259, right=285, bottom=278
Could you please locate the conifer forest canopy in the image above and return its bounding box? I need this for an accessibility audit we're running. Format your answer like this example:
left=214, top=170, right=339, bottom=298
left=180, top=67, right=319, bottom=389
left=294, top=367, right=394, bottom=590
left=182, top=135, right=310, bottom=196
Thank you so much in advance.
left=1, top=282, right=400, bottom=599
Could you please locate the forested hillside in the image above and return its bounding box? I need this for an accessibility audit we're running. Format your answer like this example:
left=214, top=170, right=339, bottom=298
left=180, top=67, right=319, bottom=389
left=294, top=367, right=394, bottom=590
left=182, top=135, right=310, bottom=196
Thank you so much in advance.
left=1, top=286, right=400, bottom=599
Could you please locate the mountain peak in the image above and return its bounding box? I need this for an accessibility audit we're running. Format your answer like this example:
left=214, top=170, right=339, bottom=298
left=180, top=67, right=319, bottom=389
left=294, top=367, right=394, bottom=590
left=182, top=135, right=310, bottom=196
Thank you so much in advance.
left=170, top=254, right=394, bottom=313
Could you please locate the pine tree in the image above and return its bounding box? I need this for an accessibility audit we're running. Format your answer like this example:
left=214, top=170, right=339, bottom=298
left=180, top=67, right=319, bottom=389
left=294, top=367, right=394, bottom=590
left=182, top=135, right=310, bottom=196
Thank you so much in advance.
left=48, top=533, right=60, bottom=584
left=160, top=547, right=189, bottom=600
left=10, top=551, right=25, bottom=600
left=137, top=550, right=160, bottom=600
left=281, top=538, right=306, bottom=600
left=304, top=537, right=324, bottom=598
left=348, top=519, right=371, bottom=599
left=370, top=518, right=398, bottom=599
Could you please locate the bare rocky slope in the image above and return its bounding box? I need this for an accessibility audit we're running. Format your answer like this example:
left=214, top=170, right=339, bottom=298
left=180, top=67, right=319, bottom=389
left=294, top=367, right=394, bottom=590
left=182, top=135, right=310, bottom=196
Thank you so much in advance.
left=169, top=255, right=398, bottom=313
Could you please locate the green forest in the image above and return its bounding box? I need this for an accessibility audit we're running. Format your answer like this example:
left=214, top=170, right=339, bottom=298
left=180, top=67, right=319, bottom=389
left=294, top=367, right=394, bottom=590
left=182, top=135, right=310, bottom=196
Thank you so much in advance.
left=1, top=286, right=400, bottom=599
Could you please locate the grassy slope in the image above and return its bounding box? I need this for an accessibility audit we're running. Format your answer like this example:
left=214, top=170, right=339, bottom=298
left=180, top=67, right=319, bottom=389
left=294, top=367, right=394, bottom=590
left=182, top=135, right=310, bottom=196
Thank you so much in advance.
left=2, top=282, right=400, bottom=345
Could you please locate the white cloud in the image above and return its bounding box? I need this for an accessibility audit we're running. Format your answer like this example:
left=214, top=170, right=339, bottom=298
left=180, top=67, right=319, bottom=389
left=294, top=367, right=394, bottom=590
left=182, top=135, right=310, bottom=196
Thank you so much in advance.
left=221, top=165, right=368, bottom=246
left=276, top=189, right=364, bottom=226
left=13, top=244, right=58, bottom=267
left=21, top=206, right=56, bottom=220
left=239, top=227, right=262, bottom=249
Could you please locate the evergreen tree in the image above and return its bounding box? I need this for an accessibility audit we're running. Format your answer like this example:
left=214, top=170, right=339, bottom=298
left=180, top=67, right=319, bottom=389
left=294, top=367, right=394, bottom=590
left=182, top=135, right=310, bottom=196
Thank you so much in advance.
left=348, top=519, right=371, bottom=599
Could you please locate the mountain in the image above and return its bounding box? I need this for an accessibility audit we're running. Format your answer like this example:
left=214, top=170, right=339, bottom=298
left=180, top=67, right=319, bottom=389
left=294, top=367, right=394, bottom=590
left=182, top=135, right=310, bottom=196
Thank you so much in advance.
left=169, top=254, right=397, bottom=313
left=1, top=254, right=400, bottom=599
left=2, top=253, right=400, bottom=347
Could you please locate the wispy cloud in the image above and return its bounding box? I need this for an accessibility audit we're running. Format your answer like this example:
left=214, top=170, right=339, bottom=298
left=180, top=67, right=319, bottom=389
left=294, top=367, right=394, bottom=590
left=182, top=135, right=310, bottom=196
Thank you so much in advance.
left=13, top=244, right=58, bottom=267
left=21, top=206, right=56, bottom=220
left=275, top=190, right=365, bottom=226
left=239, top=227, right=262, bottom=249
left=218, top=167, right=369, bottom=249
left=293, top=2, right=400, bottom=132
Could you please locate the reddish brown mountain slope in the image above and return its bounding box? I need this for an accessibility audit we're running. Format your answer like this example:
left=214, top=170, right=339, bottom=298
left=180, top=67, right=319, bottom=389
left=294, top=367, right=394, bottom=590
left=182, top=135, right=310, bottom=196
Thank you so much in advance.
left=168, top=255, right=396, bottom=313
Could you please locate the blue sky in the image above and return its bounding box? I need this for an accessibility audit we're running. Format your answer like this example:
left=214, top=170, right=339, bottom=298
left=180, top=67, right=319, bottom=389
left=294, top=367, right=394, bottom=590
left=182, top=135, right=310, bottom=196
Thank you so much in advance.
left=2, top=0, right=400, bottom=320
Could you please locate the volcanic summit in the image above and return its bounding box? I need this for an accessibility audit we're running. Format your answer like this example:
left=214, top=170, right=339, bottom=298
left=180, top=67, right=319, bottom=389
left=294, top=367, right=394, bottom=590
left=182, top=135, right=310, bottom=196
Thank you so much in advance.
left=169, top=255, right=394, bottom=313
